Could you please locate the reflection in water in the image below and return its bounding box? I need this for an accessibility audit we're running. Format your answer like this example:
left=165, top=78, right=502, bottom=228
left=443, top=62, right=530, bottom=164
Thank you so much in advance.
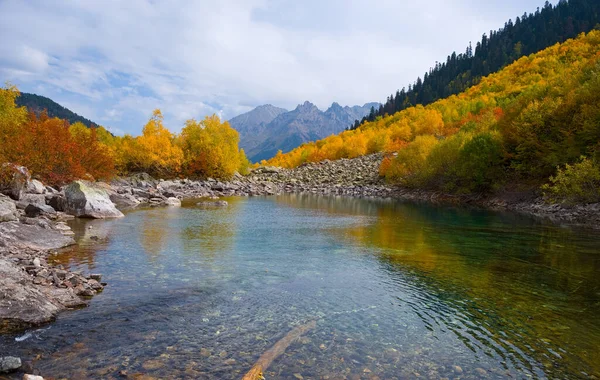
left=1, top=194, right=599, bottom=379
left=277, top=193, right=600, bottom=377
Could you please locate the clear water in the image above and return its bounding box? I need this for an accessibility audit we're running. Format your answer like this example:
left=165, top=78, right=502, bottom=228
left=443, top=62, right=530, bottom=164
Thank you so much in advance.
left=1, top=194, right=599, bottom=379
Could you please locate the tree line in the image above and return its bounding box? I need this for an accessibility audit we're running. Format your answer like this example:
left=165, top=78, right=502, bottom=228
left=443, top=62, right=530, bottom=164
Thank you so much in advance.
left=0, top=87, right=250, bottom=186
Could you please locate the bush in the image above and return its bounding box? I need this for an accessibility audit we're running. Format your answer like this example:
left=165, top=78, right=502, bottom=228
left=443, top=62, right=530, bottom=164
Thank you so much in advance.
left=542, top=156, right=600, bottom=203
left=453, top=131, right=505, bottom=193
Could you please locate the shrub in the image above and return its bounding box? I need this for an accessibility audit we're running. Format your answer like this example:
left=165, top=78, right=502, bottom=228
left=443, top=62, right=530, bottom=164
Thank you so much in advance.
left=542, top=156, right=600, bottom=203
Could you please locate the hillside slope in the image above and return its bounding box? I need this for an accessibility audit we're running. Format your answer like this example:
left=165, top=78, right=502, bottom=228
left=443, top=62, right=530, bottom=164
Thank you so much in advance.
left=354, top=0, right=600, bottom=129
left=16, top=92, right=97, bottom=128
left=267, top=31, right=600, bottom=198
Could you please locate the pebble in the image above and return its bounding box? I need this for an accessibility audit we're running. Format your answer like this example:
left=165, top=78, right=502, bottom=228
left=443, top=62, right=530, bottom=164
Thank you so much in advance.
left=23, top=375, right=44, bottom=380
left=475, top=367, right=487, bottom=376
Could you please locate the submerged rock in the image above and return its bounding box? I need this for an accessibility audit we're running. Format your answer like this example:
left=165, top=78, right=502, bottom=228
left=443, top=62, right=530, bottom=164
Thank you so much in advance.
left=64, top=180, right=124, bottom=219
left=196, top=200, right=228, bottom=208
left=165, top=197, right=181, bottom=207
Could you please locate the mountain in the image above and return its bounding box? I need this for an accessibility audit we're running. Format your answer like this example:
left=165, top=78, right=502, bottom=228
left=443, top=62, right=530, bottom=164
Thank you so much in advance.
left=231, top=101, right=378, bottom=162
left=16, top=92, right=98, bottom=128
left=353, top=0, right=600, bottom=129
left=228, top=104, right=288, bottom=156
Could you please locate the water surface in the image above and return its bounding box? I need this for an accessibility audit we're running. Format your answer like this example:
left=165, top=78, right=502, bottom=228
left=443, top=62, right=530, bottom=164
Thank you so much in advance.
left=1, top=195, right=599, bottom=379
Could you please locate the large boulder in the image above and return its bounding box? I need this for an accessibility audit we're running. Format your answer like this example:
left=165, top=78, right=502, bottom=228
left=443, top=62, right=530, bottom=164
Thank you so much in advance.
left=64, top=180, right=124, bottom=219
left=0, top=163, right=31, bottom=200
left=0, top=194, right=17, bottom=222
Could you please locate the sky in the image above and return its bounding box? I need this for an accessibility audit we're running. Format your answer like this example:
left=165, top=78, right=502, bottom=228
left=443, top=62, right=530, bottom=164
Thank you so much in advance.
left=0, top=0, right=551, bottom=135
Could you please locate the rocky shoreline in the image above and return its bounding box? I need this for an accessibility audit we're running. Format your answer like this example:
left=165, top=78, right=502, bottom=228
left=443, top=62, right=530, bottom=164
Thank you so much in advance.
left=112, top=153, right=599, bottom=229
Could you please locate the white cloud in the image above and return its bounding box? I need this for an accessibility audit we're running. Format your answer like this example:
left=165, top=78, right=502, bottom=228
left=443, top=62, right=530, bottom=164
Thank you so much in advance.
left=0, top=0, right=552, bottom=134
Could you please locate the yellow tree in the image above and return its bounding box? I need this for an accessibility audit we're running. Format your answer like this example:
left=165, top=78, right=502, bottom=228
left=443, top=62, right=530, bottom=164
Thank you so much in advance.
left=135, top=109, right=183, bottom=177
left=179, top=115, right=243, bottom=179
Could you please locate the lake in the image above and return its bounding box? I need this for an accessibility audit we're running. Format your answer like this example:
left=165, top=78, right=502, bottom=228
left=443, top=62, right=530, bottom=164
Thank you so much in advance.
left=1, top=194, right=599, bottom=379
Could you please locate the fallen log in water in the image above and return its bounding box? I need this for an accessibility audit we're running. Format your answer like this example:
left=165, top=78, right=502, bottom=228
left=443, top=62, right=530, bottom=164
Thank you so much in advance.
left=242, top=320, right=317, bottom=380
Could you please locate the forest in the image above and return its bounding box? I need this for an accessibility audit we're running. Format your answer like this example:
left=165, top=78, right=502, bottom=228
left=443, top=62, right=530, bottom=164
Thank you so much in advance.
left=16, top=92, right=98, bottom=128
left=0, top=87, right=250, bottom=185
left=267, top=31, right=600, bottom=202
left=352, top=0, right=600, bottom=130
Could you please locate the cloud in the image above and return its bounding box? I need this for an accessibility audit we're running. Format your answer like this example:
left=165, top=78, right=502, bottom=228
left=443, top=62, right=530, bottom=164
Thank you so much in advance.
left=0, top=0, right=552, bottom=135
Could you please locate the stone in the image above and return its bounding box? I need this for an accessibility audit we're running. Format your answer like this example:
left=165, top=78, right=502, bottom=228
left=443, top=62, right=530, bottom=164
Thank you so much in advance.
left=109, top=192, right=140, bottom=210
left=0, top=356, right=21, bottom=373
left=0, top=258, right=63, bottom=333
left=33, top=258, right=41, bottom=267
left=165, top=197, right=181, bottom=207
left=0, top=194, right=18, bottom=222
left=23, top=374, right=45, bottom=380
left=475, top=368, right=487, bottom=376
left=27, top=180, right=46, bottom=194
left=47, top=195, right=67, bottom=212
left=19, top=193, right=46, bottom=207
left=0, top=221, right=75, bottom=251
left=196, top=200, right=228, bottom=208
left=25, top=204, right=57, bottom=218
left=200, top=348, right=211, bottom=357
left=0, top=163, right=31, bottom=200
left=64, top=180, right=124, bottom=219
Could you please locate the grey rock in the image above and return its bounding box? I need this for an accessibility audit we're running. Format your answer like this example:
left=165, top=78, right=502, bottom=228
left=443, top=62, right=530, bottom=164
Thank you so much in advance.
left=25, top=204, right=56, bottom=218
left=0, top=221, right=75, bottom=251
left=0, top=194, right=18, bottom=222
left=19, top=194, right=46, bottom=206
left=64, top=180, right=124, bottom=219
left=27, top=179, right=46, bottom=194
left=47, top=194, right=67, bottom=212
left=109, top=192, right=140, bottom=210
left=0, top=356, right=21, bottom=373
left=0, top=163, right=31, bottom=200
left=0, top=258, right=63, bottom=333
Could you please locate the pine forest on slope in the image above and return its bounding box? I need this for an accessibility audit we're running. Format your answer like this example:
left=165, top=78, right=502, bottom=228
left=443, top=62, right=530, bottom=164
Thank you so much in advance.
left=353, top=0, right=600, bottom=130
